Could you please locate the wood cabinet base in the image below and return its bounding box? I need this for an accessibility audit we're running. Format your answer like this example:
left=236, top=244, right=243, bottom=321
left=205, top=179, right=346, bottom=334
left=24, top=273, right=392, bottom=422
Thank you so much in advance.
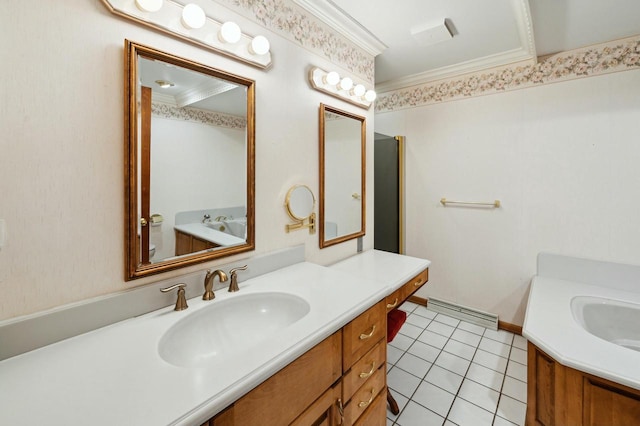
left=527, top=342, right=640, bottom=426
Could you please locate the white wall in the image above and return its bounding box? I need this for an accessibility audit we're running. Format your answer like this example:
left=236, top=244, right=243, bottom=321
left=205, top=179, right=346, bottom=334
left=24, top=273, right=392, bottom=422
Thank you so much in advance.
left=0, top=0, right=374, bottom=320
left=151, top=117, right=246, bottom=259
left=376, top=70, right=640, bottom=325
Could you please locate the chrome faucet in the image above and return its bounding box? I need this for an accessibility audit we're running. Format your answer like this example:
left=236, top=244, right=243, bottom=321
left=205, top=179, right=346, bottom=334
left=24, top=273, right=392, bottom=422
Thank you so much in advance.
left=203, top=269, right=228, bottom=300
left=228, top=265, right=248, bottom=292
left=202, top=214, right=211, bottom=223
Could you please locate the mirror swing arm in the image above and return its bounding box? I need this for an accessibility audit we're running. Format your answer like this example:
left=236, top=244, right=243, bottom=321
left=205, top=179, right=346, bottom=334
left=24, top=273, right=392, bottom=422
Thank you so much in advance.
left=285, top=213, right=315, bottom=234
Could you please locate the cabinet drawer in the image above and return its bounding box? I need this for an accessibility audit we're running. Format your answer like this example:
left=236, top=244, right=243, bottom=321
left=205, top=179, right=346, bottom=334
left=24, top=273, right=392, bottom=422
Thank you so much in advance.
left=343, top=339, right=385, bottom=402
left=232, top=331, right=342, bottom=426
left=343, top=365, right=385, bottom=425
left=386, top=269, right=428, bottom=312
left=343, top=301, right=386, bottom=369
left=353, top=392, right=386, bottom=426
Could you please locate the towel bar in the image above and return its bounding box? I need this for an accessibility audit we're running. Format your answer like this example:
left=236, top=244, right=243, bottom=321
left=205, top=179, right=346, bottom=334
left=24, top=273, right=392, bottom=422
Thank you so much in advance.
left=440, top=198, right=501, bottom=208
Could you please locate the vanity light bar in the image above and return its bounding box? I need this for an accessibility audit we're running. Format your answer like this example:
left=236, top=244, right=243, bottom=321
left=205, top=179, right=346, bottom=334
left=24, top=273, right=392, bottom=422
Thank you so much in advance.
left=309, top=67, right=376, bottom=109
left=101, top=0, right=272, bottom=68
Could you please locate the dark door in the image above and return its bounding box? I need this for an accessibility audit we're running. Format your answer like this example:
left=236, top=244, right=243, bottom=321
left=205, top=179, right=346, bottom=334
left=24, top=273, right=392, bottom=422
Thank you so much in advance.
left=374, top=133, right=403, bottom=253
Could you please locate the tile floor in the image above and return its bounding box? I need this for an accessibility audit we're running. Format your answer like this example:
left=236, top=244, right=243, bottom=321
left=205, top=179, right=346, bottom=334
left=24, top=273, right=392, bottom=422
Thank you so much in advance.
left=386, top=302, right=528, bottom=426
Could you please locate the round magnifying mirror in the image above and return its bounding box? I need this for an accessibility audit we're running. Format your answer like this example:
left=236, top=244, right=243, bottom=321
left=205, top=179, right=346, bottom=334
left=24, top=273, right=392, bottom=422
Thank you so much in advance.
left=285, top=185, right=315, bottom=221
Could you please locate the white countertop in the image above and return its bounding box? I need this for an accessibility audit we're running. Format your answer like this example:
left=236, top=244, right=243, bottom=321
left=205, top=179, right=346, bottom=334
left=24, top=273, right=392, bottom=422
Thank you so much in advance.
left=523, top=276, right=640, bottom=391
left=331, top=249, right=431, bottom=292
left=0, top=251, right=430, bottom=425
left=174, top=223, right=245, bottom=246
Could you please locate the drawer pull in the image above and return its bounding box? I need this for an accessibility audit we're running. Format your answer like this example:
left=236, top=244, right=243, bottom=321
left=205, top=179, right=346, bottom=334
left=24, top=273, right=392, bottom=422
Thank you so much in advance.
left=358, top=388, right=375, bottom=408
left=337, top=398, right=344, bottom=424
left=358, top=361, right=376, bottom=378
left=386, top=297, right=399, bottom=309
left=359, top=325, right=376, bottom=340
left=414, top=278, right=423, bottom=287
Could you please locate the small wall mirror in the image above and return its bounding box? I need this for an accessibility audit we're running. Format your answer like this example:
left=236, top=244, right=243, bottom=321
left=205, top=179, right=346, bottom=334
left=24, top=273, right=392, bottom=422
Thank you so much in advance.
left=285, top=185, right=316, bottom=234
left=319, top=104, right=365, bottom=248
left=124, top=40, right=255, bottom=280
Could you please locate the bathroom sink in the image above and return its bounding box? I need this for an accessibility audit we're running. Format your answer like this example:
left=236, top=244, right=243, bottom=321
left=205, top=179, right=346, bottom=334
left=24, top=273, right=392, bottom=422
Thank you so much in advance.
left=571, top=296, right=640, bottom=352
left=158, top=292, right=310, bottom=368
left=203, top=218, right=246, bottom=238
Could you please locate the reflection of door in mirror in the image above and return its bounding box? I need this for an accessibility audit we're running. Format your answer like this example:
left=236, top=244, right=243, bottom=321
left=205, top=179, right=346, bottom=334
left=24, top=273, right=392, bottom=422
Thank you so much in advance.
left=319, top=104, right=365, bottom=248
left=125, top=40, right=255, bottom=280
left=139, top=57, right=248, bottom=263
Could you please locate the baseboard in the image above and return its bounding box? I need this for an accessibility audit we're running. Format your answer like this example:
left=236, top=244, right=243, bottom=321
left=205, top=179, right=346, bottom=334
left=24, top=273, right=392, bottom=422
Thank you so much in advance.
left=408, top=295, right=427, bottom=305
left=498, top=320, right=523, bottom=335
left=410, top=296, right=523, bottom=335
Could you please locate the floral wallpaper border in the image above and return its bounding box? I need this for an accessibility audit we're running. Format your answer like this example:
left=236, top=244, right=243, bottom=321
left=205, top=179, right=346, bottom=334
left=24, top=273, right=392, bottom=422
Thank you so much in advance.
left=152, top=103, right=247, bottom=129
left=217, top=0, right=375, bottom=83
left=376, top=35, right=640, bottom=113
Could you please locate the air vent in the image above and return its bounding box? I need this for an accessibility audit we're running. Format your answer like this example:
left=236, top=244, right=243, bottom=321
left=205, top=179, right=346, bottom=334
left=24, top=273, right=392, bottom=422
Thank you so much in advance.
left=410, top=19, right=453, bottom=46
left=427, top=298, right=498, bottom=330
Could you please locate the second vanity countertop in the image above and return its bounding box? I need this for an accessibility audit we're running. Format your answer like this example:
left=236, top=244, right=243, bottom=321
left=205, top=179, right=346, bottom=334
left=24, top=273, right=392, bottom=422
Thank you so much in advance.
left=174, top=223, right=245, bottom=247
left=0, top=250, right=430, bottom=425
left=524, top=276, right=640, bottom=391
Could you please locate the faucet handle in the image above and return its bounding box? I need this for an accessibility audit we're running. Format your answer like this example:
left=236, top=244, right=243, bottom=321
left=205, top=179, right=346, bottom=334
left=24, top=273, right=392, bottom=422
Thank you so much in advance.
left=160, top=283, right=188, bottom=311
left=228, top=265, right=248, bottom=292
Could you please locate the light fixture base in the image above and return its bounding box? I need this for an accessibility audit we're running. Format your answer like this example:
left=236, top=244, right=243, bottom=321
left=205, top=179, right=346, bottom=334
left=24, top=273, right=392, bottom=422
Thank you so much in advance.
left=309, top=67, right=373, bottom=109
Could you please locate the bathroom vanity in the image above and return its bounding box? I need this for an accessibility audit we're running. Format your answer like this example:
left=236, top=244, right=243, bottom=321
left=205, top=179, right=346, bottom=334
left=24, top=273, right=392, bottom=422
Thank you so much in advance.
left=524, top=253, right=640, bottom=426
left=0, top=250, right=429, bottom=425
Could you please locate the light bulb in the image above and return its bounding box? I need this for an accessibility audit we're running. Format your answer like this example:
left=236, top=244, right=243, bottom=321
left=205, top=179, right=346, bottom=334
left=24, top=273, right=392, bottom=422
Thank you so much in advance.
left=135, top=0, right=163, bottom=12
left=352, top=84, right=366, bottom=97
left=249, top=35, right=270, bottom=55
left=338, top=77, right=353, bottom=91
left=219, top=21, right=241, bottom=44
left=324, top=71, right=340, bottom=86
left=181, top=4, right=206, bottom=29
left=364, top=90, right=377, bottom=102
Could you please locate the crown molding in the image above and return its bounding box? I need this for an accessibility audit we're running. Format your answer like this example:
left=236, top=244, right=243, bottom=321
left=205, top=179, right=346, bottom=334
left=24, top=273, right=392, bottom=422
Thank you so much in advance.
left=376, top=0, right=537, bottom=92
left=376, top=47, right=535, bottom=93
left=292, top=0, right=387, bottom=56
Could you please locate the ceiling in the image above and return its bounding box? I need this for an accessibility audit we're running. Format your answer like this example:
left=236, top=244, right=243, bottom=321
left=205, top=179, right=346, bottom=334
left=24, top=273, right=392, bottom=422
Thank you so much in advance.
left=295, top=0, right=640, bottom=92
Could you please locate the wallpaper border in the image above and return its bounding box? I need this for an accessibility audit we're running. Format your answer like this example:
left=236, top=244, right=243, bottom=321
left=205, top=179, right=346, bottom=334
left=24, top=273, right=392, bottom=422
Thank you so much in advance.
left=376, top=35, right=640, bottom=113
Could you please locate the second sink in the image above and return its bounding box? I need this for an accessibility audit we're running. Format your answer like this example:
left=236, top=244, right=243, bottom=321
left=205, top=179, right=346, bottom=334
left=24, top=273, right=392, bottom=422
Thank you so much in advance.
left=158, top=292, right=310, bottom=368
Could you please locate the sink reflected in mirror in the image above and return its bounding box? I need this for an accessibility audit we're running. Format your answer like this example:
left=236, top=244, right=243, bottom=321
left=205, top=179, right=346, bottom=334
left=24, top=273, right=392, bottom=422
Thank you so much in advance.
left=158, top=292, right=310, bottom=368
left=571, top=296, right=640, bottom=352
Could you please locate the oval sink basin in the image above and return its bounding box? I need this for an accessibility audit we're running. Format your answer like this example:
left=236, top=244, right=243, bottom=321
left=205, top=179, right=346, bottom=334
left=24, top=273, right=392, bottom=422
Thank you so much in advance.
left=571, top=296, right=640, bottom=352
left=159, top=292, right=310, bottom=368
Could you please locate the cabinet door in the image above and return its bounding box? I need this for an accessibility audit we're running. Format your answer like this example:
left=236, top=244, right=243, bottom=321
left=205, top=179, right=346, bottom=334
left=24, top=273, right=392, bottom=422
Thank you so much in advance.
left=232, top=332, right=342, bottom=426
left=583, top=377, right=640, bottom=425
left=290, top=382, right=342, bottom=426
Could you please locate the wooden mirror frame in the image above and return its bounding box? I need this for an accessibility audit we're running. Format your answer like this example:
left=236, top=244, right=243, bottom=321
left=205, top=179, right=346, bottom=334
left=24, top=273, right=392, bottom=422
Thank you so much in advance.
left=124, top=40, right=255, bottom=280
left=319, top=103, right=366, bottom=248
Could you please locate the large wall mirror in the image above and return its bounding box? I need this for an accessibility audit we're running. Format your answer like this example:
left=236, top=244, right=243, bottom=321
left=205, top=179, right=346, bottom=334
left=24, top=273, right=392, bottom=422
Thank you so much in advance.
left=319, top=104, right=365, bottom=248
left=124, top=40, right=255, bottom=280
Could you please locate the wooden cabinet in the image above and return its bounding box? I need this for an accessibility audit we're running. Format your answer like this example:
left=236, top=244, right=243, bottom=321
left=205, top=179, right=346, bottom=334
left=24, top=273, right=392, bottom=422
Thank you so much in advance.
left=175, top=229, right=218, bottom=256
left=205, top=300, right=388, bottom=426
left=385, top=269, right=428, bottom=311
left=527, top=342, right=640, bottom=426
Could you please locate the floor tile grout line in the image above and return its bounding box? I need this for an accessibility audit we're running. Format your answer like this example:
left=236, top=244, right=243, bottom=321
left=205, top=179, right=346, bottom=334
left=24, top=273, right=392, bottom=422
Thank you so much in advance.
left=388, top=308, right=528, bottom=426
